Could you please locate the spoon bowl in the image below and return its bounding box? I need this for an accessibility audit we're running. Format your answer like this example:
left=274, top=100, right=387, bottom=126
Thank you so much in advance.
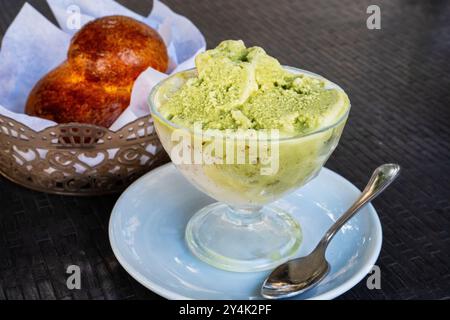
left=262, top=246, right=330, bottom=299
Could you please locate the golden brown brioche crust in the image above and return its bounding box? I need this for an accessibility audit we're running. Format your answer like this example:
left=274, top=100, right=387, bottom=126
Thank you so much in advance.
left=25, top=15, right=168, bottom=127
left=68, top=15, right=168, bottom=85
left=26, top=62, right=131, bottom=127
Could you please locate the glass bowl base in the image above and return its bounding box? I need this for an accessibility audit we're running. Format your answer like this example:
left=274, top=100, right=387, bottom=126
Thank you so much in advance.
left=185, top=202, right=302, bottom=272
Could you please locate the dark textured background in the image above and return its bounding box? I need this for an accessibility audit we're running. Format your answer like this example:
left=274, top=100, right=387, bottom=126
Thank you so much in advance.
left=0, top=0, right=449, bottom=300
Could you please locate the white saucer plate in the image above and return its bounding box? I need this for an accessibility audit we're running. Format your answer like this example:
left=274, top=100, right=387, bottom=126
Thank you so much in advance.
left=109, top=163, right=382, bottom=300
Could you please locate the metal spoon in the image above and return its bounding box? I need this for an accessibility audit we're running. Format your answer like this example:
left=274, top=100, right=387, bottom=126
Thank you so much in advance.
left=261, top=163, right=401, bottom=299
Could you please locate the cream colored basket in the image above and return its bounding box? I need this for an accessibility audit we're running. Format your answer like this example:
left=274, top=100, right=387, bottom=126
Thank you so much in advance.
left=0, top=114, right=169, bottom=195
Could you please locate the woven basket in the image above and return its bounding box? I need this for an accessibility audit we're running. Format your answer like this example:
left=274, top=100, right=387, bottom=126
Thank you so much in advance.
left=0, top=113, right=169, bottom=195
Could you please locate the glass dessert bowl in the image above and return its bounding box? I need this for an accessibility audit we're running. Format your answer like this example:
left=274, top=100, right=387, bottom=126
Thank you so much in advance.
left=148, top=41, right=350, bottom=272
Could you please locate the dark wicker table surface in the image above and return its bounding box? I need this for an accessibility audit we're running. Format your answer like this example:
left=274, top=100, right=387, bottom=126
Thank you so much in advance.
left=0, top=0, right=449, bottom=300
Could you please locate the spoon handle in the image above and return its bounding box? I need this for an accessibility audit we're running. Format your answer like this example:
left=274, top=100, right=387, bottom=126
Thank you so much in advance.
left=319, top=163, right=400, bottom=249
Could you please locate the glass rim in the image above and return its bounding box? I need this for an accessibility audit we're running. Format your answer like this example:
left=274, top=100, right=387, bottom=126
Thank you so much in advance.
left=148, top=66, right=351, bottom=141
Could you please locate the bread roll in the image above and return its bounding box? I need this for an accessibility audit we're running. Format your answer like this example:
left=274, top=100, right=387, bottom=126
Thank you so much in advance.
left=26, top=15, right=168, bottom=127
